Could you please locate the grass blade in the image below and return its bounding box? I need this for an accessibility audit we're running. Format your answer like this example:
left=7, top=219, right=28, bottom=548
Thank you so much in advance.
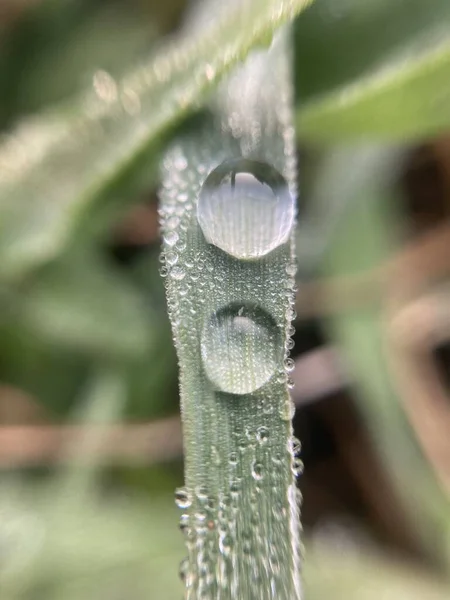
left=160, top=29, right=302, bottom=599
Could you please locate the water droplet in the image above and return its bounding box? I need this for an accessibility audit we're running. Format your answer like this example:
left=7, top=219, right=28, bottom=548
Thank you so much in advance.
left=164, top=230, right=179, bottom=246
left=166, top=215, right=180, bottom=230
left=290, top=437, right=302, bottom=456
left=179, top=513, right=189, bottom=532
left=285, top=263, right=297, bottom=277
left=165, top=251, right=178, bottom=265
left=197, top=159, right=294, bottom=259
left=171, top=266, right=185, bottom=280
left=251, top=461, right=264, bottom=481
left=175, top=487, right=191, bottom=509
left=219, top=533, right=233, bottom=556
left=284, top=358, right=295, bottom=373
left=201, top=303, right=281, bottom=395
left=195, top=485, right=209, bottom=503
left=292, top=457, right=304, bottom=477
left=230, top=480, right=241, bottom=496
left=229, top=452, right=238, bottom=466
left=179, top=557, right=189, bottom=581
left=256, top=426, right=270, bottom=445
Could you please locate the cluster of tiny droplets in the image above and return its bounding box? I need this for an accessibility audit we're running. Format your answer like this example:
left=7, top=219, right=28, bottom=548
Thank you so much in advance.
left=174, top=420, right=302, bottom=599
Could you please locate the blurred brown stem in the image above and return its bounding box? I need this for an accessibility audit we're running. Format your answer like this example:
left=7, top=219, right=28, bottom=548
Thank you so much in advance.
left=0, top=416, right=182, bottom=467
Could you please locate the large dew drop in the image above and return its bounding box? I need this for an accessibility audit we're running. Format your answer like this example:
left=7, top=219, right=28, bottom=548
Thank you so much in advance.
left=201, top=303, right=281, bottom=395
left=197, top=159, right=294, bottom=259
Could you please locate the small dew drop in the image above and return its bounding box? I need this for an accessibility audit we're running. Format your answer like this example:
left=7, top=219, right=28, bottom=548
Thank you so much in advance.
left=256, top=426, right=270, bottom=445
left=292, top=457, right=304, bottom=478
left=290, top=437, right=302, bottom=456
left=179, top=557, right=189, bottom=582
left=165, top=251, right=178, bottom=266
left=229, top=452, right=238, bottom=466
left=230, top=480, right=241, bottom=496
left=175, top=487, right=191, bottom=509
left=251, top=461, right=264, bottom=481
left=284, top=358, right=295, bottom=373
left=164, top=230, right=179, bottom=246
left=201, top=303, right=281, bottom=395
left=171, top=266, right=185, bottom=280
left=166, top=215, right=180, bottom=230
left=219, top=533, right=233, bottom=557
left=197, top=159, right=294, bottom=259
left=179, top=513, right=189, bottom=532
left=195, top=485, right=209, bottom=503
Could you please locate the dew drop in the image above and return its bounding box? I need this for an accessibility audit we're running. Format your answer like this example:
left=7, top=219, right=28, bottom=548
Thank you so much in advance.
left=292, top=457, right=304, bottom=477
left=175, top=487, right=191, bottom=509
left=197, top=159, right=294, bottom=259
left=163, top=230, right=179, bottom=246
left=179, top=557, right=189, bottom=582
left=285, top=263, right=297, bottom=277
left=166, top=215, right=180, bottom=230
left=219, top=533, right=233, bottom=556
left=165, top=251, right=178, bottom=266
left=179, top=513, right=189, bottom=532
left=229, top=452, right=238, bottom=466
left=251, top=461, right=264, bottom=481
left=256, top=426, right=270, bottom=445
left=201, top=303, right=281, bottom=395
left=284, top=358, right=295, bottom=373
left=171, top=265, right=185, bottom=280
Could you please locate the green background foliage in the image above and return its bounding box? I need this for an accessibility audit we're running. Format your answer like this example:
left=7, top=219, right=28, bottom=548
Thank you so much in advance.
left=1, top=0, right=450, bottom=597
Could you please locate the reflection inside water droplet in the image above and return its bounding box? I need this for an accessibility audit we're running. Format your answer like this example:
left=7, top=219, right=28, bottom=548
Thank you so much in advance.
left=201, top=303, right=281, bottom=395
left=197, top=159, right=294, bottom=259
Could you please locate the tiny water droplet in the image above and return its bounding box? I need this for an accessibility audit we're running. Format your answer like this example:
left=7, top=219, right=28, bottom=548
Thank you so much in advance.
left=219, top=533, right=233, bottom=556
left=256, top=426, right=270, bottom=445
left=230, top=480, right=241, bottom=496
left=197, top=159, right=294, bottom=259
left=195, top=485, right=209, bottom=503
left=229, top=452, right=238, bottom=466
left=290, top=437, right=302, bottom=456
left=179, top=557, right=189, bottom=581
left=284, top=358, right=295, bottom=373
left=175, top=487, right=191, bottom=509
left=171, top=266, right=185, bottom=280
left=166, top=215, right=180, bottom=230
left=285, top=263, right=297, bottom=277
left=201, top=303, right=281, bottom=395
left=165, top=251, right=178, bottom=265
left=164, top=230, right=179, bottom=246
left=179, top=513, right=189, bottom=532
left=251, top=461, right=264, bottom=481
left=292, top=457, right=304, bottom=477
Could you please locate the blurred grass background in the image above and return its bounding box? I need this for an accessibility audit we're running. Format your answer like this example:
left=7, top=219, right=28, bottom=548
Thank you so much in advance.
left=1, top=0, right=450, bottom=598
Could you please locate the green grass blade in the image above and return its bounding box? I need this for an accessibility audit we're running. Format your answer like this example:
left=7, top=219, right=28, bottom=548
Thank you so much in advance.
left=160, top=29, right=302, bottom=599
left=295, top=0, right=450, bottom=140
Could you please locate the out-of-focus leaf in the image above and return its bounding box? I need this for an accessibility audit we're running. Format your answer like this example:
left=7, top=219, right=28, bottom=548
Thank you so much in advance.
left=318, top=145, right=450, bottom=565
left=0, top=484, right=185, bottom=600
left=296, top=144, right=403, bottom=275
left=19, top=252, right=151, bottom=360
left=304, top=544, right=450, bottom=600
left=0, top=320, right=88, bottom=416
left=295, top=0, right=450, bottom=140
left=0, top=251, right=177, bottom=418
left=0, top=0, right=313, bottom=284
left=0, top=0, right=158, bottom=127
